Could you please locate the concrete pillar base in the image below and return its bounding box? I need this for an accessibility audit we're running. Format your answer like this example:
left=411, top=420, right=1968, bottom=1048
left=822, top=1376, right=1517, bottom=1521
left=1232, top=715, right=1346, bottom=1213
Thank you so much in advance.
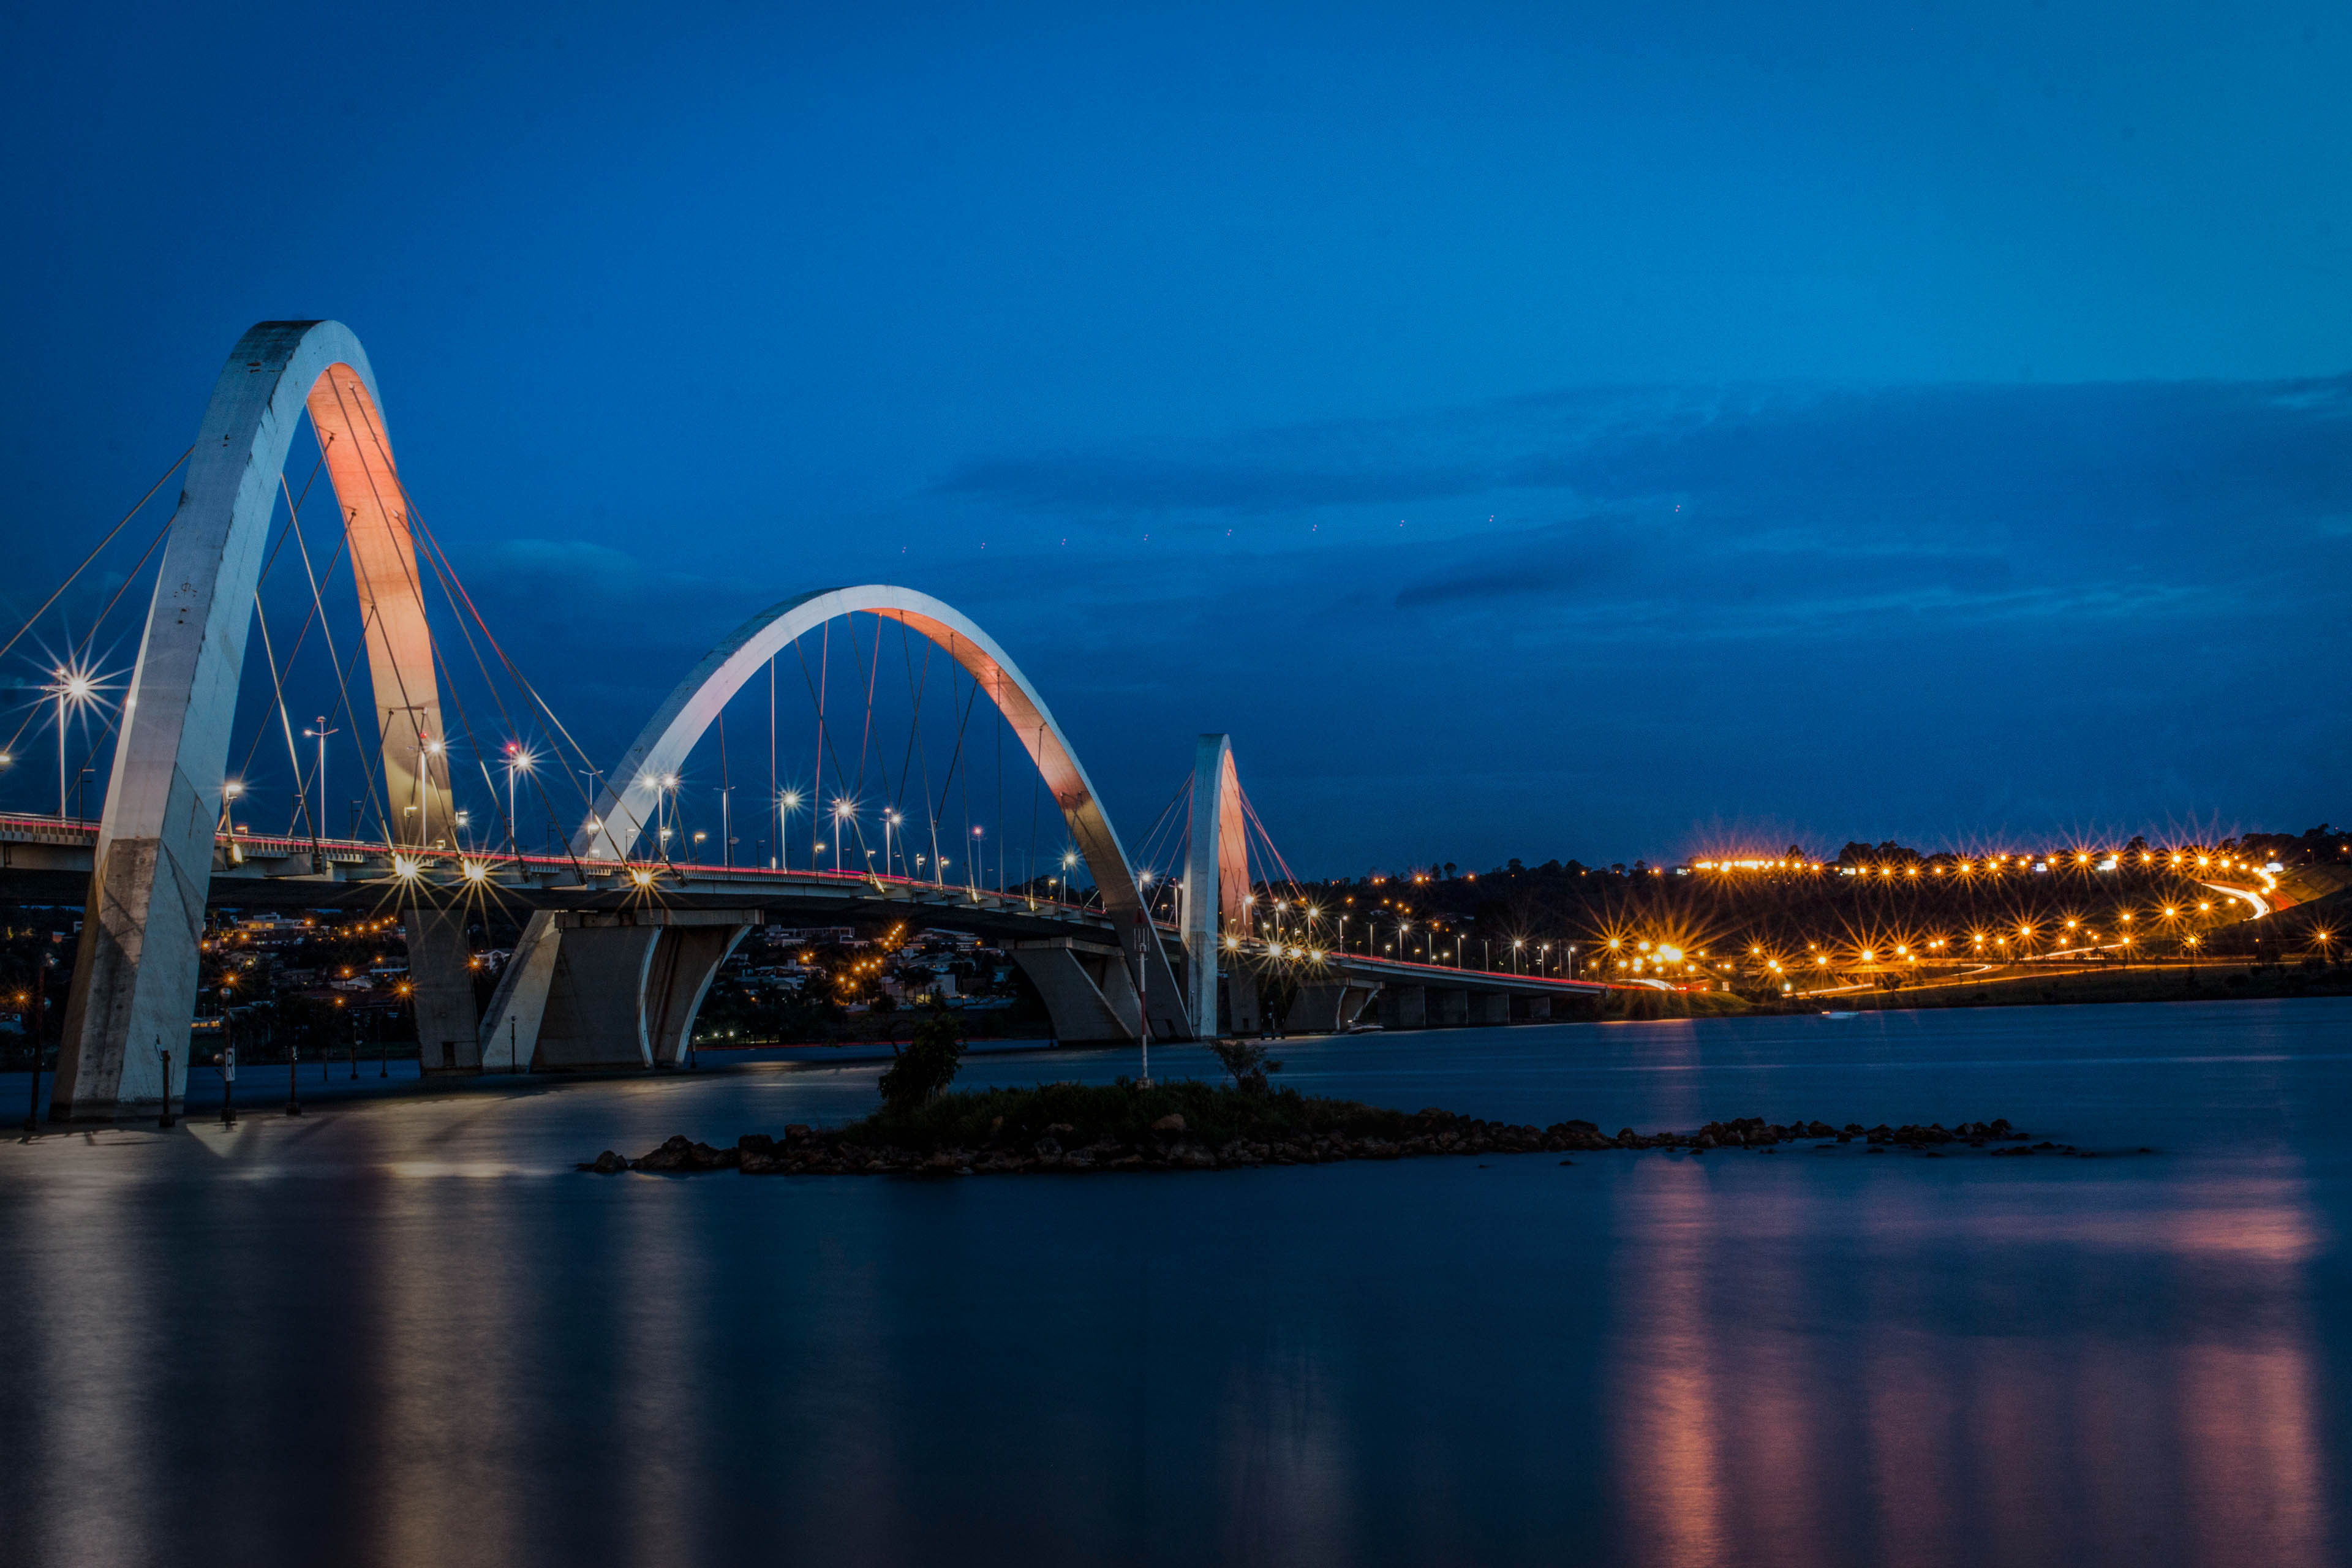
left=1010, top=938, right=1140, bottom=1044
left=527, top=909, right=760, bottom=1071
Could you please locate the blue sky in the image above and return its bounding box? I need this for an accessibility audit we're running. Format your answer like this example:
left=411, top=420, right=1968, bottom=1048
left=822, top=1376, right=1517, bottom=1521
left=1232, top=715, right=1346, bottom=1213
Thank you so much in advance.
left=2, top=1, right=2347, bottom=870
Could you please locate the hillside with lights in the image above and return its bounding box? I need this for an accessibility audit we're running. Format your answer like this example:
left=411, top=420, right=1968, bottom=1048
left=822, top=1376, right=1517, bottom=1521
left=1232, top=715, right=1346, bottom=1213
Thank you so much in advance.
left=1269, top=824, right=2351, bottom=1007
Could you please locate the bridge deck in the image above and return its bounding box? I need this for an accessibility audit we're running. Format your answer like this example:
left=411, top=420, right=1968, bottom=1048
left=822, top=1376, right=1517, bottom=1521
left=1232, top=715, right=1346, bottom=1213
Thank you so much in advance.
left=1, top=813, right=1607, bottom=993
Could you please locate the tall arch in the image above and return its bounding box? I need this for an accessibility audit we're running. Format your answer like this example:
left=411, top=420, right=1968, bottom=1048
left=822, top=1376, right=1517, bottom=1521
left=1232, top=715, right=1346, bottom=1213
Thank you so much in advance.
left=481, top=586, right=1191, bottom=1061
left=50, top=321, right=478, bottom=1119
left=1182, top=734, right=1248, bottom=1033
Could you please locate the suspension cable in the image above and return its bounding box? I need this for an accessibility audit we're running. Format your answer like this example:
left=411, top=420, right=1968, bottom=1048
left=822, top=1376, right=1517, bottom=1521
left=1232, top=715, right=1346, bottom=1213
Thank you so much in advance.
left=0, top=446, right=190, bottom=670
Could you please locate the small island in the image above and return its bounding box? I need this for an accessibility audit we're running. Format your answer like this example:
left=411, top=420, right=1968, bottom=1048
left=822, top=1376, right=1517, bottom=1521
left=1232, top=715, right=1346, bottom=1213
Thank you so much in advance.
left=585, top=1086, right=2048, bottom=1175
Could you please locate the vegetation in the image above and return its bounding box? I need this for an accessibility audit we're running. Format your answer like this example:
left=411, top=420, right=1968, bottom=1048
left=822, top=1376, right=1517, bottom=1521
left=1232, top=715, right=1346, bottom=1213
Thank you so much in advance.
left=876, top=1008, right=966, bottom=1109
left=839, top=1079, right=1412, bottom=1154
left=1207, top=1038, right=1282, bottom=1091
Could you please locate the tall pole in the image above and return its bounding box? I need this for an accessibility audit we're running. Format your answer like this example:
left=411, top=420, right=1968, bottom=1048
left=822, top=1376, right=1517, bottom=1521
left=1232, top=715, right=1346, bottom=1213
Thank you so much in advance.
left=303, top=718, right=338, bottom=840
left=54, top=680, right=67, bottom=820
left=1135, top=907, right=1153, bottom=1087
left=23, top=956, right=45, bottom=1133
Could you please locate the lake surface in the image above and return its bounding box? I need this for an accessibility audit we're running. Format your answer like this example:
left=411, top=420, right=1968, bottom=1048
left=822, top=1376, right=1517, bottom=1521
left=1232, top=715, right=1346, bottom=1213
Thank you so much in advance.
left=1, top=999, right=2345, bottom=1567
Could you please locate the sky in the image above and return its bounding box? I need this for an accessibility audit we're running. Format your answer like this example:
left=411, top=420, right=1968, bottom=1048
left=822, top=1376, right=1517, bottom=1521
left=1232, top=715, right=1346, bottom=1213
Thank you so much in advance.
left=1, top=0, right=2348, bottom=873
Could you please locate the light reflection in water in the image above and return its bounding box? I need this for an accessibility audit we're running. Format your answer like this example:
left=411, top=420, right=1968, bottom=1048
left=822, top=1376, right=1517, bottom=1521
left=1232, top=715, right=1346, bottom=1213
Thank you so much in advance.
left=1612, top=1161, right=2334, bottom=1568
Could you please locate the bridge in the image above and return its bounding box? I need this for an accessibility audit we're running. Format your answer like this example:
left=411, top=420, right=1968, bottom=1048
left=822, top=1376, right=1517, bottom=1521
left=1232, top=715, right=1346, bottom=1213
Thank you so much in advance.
left=2, top=321, right=1600, bottom=1119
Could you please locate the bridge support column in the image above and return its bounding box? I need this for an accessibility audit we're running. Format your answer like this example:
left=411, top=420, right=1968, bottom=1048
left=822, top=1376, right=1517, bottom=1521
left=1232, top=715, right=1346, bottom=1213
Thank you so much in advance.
left=1011, top=938, right=1140, bottom=1045
left=1468, top=992, right=1509, bottom=1026
left=644, top=919, right=756, bottom=1065
left=526, top=909, right=758, bottom=1071
left=406, top=907, right=482, bottom=1072
left=1227, top=967, right=1264, bottom=1036
left=1289, top=981, right=1381, bottom=1035
left=1382, top=984, right=1427, bottom=1030
left=1515, top=994, right=1553, bottom=1022
left=1428, top=989, right=1468, bottom=1027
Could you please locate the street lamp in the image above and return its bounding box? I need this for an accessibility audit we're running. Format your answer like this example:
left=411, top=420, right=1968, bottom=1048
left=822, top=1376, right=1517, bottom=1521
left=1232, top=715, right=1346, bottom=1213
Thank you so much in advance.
left=884, top=809, right=902, bottom=878
left=44, top=661, right=104, bottom=820
left=503, top=742, right=537, bottom=858
left=834, top=800, right=853, bottom=874
left=777, top=788, right=801, bottom=870
left=301, top=715, right=339, bottom=840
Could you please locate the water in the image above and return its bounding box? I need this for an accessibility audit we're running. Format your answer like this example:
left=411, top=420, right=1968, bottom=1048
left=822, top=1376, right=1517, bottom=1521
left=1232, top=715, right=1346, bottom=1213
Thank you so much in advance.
left=1, top=1000, right=2344, bottom=1567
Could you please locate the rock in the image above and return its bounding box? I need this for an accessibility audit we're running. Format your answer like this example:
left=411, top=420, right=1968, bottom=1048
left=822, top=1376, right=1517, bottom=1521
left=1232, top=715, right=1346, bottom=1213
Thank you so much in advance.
left=1558, top=1158, right=1575, bottom=1166
left=1152, top=1114, right=1187, bottom=1133
left=739, top=1152, right=783, bottom=1174
left=1033, top=1136, right=1063, bottom=1158
left=587, top=1150, right=628, bottom=1174
left=738, top=1133, right=777, bottom=1158
left=633, top=1135, right=698, bottom=1172
left=782, top=1123, right=812, bottom=1144
left=1046, top=1122, right=1076, bottom=1135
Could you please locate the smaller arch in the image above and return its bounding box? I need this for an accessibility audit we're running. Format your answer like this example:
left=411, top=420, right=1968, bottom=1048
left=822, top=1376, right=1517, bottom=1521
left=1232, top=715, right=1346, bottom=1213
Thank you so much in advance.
left=484, top=586, right=1189, bottom=1063
left=574, top=586, right=1150, bottom=918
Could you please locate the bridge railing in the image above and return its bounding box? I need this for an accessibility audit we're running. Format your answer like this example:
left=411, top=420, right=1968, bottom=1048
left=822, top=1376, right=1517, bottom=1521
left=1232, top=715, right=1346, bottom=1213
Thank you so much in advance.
left=0, top=813, right=1117, bottom=921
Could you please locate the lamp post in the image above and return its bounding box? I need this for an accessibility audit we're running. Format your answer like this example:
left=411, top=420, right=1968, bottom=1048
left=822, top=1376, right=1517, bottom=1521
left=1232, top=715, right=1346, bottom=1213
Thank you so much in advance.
left=45, top=663, right=102, bottom=821
left=503, top=742, right=537, bottom=861
left=21, top=956, right=47, bottom=1133
left=777, top=789, right=801, bottom=871
left=834, top=801, right=853, bottom=875
left=303, top=717, right=339, bottom=839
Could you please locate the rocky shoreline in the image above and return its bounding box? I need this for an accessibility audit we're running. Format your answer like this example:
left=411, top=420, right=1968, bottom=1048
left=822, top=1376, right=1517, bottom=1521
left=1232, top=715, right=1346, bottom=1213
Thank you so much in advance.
left=582, top=1110, right=2106, bottom=1176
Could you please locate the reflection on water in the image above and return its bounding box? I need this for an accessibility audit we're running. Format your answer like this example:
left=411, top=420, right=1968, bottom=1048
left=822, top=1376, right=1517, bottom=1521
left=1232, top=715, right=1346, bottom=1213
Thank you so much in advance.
left=0, top=1000, right=2343, bottom=1566
left=1610, top=1160, right=2334, bottom=1568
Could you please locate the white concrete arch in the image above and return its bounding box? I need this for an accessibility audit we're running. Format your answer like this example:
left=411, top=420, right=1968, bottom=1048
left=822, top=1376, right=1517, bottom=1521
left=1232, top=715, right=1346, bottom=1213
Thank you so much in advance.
left=51, top=321, right=478, bottom=1118
left=573, top=586, right=1152, bottom=913
left=482, top=586, right=1191, bottom=1064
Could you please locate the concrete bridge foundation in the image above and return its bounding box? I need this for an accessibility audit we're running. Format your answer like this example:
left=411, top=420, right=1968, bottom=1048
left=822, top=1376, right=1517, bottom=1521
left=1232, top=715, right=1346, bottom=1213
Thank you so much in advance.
left=526, top=909, right=759, bottom=1070
left=1011, top=937, right=1143, bottom=1045
left=1289, top=980, right=1382, bottom=1035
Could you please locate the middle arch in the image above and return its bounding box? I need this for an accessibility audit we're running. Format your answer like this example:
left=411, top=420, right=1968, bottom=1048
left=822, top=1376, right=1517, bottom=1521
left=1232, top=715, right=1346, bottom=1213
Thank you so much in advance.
left=483, top=585, right=1188, bottom=1066
left=578, top=584, right=1147, bottom=915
